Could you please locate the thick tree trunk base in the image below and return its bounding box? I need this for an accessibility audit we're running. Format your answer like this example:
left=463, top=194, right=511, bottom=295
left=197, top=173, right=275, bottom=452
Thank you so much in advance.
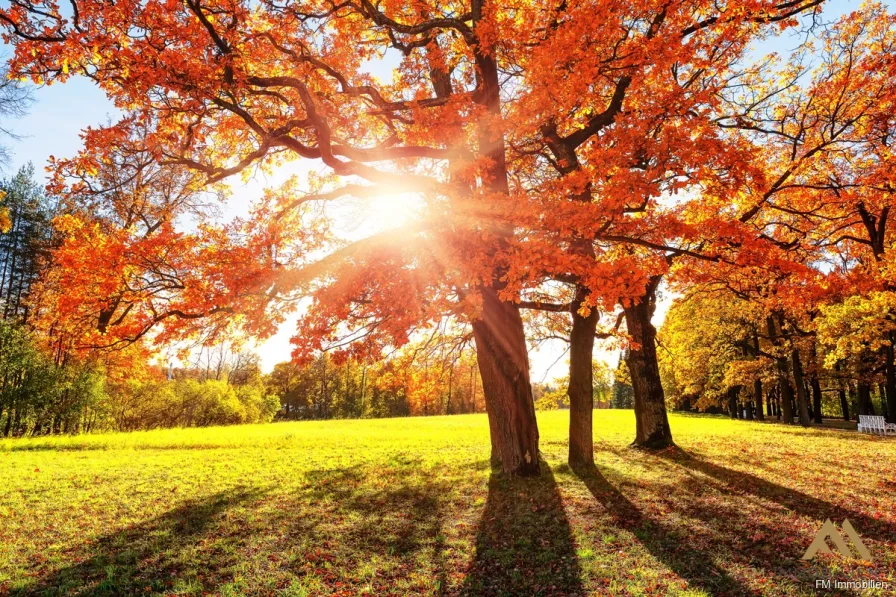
left=473, top=286, right=540, bottom=477
left=630, top=434, right=675, bottom=450
left=624, top=284, right=674, bottom=451
left=567, top=287, right=598, bottom=467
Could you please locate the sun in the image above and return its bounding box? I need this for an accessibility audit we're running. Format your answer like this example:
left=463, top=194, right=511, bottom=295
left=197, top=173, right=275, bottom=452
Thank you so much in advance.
left=359, top=191, right=426, bottom=232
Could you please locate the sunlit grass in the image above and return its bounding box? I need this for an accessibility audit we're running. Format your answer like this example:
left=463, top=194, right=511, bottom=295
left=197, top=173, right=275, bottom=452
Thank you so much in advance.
left=2, top=411, right=894, bottom=596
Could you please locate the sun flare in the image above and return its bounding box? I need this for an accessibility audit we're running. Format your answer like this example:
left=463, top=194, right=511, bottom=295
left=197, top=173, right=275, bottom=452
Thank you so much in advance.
left=359, top=191, right=425, bottom=232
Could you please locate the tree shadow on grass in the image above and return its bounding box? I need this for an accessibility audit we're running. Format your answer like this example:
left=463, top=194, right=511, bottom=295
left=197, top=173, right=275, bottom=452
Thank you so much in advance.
left=657, top=447, right=896, bottom=544
left=14, top=488, right=264, bottom=597
left=572, top=462, right=757, bottom=597
left=14, top=466, right=461, bottom=597
left=293, top=465, right=453, bottom=592
left=458, top=463, right=584, bottom=597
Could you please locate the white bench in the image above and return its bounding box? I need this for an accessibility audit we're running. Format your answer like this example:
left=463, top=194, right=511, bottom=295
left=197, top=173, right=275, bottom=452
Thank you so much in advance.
left=858, top=415, right=896, bottom=436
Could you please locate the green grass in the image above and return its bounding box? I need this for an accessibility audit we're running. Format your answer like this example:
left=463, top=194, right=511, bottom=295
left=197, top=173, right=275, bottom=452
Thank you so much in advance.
left=1, top=411, right=895, bottom=596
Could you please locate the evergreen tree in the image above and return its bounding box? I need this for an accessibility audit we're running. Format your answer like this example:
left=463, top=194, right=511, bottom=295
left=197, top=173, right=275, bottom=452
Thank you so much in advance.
left=0, top=164, right=58, bottom=323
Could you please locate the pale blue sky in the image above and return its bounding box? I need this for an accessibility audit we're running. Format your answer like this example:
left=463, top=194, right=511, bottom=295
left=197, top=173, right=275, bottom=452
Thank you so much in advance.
left=0, top=0, right=874, bottom=378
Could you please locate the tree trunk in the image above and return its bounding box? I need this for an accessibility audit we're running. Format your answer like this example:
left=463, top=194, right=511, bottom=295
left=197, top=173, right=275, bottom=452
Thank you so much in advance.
left=835, top=362, right=850, bottom=421
left=810, top=376, right=823, bottom=424
left=727, top=387, right=738, bottom=419
left=790, top=350, right=811, bottom=426
left=779, top=377, right=794, bottom=423
left=767, top=316, right=793, bottom=424
left=472, top=285, right=539, bottom=476
left=567, top=285, right=598, bottom=466
left=857, top=382, right=873, bottom=417
left=753, top=378, right=764, bottom=421
left=838, top=385, right=850, bottom=422
left=624, top=281, right=673, bottom=449
left=883, top=339, right=896, bottom=424
left=807, top=342, right=823, bottom=424
left=3, top=406, right=12, bottom=437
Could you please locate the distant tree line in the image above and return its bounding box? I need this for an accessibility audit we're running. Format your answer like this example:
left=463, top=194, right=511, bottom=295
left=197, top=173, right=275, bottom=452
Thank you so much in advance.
left=658, top=289, right=896, bottom=424
left=266, top=340, right=487, bottom=420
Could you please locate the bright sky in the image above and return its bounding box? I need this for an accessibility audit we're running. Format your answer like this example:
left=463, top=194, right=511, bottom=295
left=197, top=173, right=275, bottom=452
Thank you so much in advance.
left=0, top=0, right=872, bottom=381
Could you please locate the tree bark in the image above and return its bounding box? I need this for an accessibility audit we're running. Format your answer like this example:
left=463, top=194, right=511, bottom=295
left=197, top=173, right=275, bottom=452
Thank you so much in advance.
left=779, top=377, right=795, bottom=423
left=727, top=387, right=738, bottom=419
left=790, top=349, right=811, bottom=426
left=472, top=286, right=540, bottom=475
left=4, top=405, right=13, bottom=437
left=810, top=376, right=823, bottom=424
left=567, top=285, right=598, bottom=466
left=833, top=363, right=849, bottom=421
left=753, top=378, right=764, bottom=421
left=857, top=382, right=873, bottom=416
left=624, top=280, right=673, bottom=449
left=807, top=343, right=823, bottom=424
left=767, top=316, right=794, bottom=424
left=885, top=337, right=896, bottom=423
left=838, top=385, right=850, bottom=421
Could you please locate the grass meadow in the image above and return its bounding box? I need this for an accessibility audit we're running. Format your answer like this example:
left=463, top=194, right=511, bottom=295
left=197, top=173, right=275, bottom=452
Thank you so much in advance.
left=1, top=411, right=895, bottom=596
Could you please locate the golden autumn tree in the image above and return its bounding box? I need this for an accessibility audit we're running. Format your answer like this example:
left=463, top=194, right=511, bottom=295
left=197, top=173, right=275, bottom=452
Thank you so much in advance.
left=672, top=4, right=896, bottom=424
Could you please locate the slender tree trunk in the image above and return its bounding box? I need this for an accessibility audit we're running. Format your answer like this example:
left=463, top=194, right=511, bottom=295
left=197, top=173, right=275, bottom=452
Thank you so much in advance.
left=791, top=349, right=811, bottom=426
left=472, top=286, right=539, bottom=475
left=3, top=406, right=11, bottom=437
left=727, top=387, right=738, bottom=419
left=810, top=376, right=823, bottom=424
left=767, top=316, right=793, bottom=424
left=4, top=217, right=19, bottom=319
left=753, top=378, right=764, bottom=421
left=567, top=285, right=598, bottom=466
left=12, top=405, right=22, bottom=437
left=857, top=382, right=873, bottom=416
left=779, top=377, right=794, bottom=423
left=838, top=385, right=850, bottom=422
left=886, top=337, right=896, bottom=423
left=469, top=365, right=476, bottom=413
left=624, top=281, right=673, bottom=449
left=807, top=342, right=823, bottom=423
left=833, top=363, right=849, bottom=421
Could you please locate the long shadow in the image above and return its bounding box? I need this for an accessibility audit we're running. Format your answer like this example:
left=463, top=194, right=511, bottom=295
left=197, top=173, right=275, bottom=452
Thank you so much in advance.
left=303, top=466, right=450, bottom=564
left=572, top=462, right=758, bottom=597
left=15, top=466, right=457, bottom=596
left=268, top=465, right=456, bottom=594
left=14, top=488, right=263, bottom=596
left=459, top=463, right=584, bottom=597
left=657, top=448, right=896, bottom=543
